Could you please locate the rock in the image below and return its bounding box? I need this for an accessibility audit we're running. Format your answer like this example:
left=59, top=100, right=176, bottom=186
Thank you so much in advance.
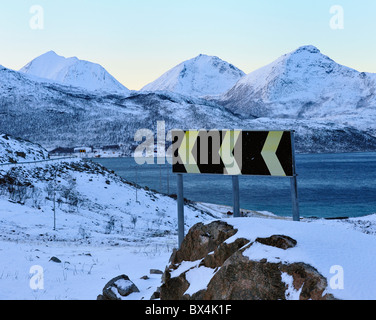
left=49, top=256, right=61, bottom=263
left=150, top=291, right=160, bottom=300
left=203, top=254, right=335, bottom=300
left=140, top=275, right=149, bottom=280
left=150, top=287, right=161, bottom=300
left=201, top=237, right=250, bottom=269
left=99, top=275, right=140, bottom=300
left=204, top=252, right=286, bottom=300
left=160, top=272, right=190, bottom=300
left=255, top=235, right=297, bottom=250
left=280, top=263, right=335, bottom=300
left=160, top=221, right=337, bottom=300
left=171, top=221, right=238, bottom=264
left=150, top=269, right=163, bottom=275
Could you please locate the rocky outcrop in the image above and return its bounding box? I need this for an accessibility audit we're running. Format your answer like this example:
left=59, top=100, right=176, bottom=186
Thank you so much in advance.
left=160, top=221, right=336, bottom=300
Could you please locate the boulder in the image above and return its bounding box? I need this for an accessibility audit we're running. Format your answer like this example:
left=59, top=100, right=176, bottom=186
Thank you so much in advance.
left=255, top=234, right=297, bottom=250
left=49, top=256, right=61, bottom=263
left=203, top=254, right=334, bottom=300
left=150, top=269, right=163, bottom=275
left=160, top=220, right=336, bottom=300
left=98, top=274, right=140, bottom=300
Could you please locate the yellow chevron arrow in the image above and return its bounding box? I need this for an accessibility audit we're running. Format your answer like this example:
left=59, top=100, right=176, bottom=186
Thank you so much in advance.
left=219, top=130, right=242, bottom=175
left=261, top=131, right=286, bottom=176
left=178, top=131, right=200, bottom=173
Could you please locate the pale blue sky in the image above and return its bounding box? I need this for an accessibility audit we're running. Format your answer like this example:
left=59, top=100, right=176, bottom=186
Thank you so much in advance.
left=0, top=0, right=375, bottom=89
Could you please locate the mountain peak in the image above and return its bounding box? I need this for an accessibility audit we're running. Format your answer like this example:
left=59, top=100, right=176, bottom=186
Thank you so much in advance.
left=292, top=45, right=321, bottom=54
left=196, top=53, right=210, bottom=58
left=191, top=54, right=227, bottom=63
left=43, top=50, right=58, bottom=56
left=141, top=54, right=245, bottom=97
left=19, top=51, right=129, bottom=94
left=221, top=46, right=374, bottom=119
left=39, top=50, right=79, bottom=61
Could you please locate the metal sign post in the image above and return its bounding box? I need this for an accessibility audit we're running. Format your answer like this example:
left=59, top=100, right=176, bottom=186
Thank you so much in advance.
left=232, top=175, right=240, bottom=217
left=290, top=131, right=300, bottom=221
left=177, top=173, right=185, bottom=248
left=290, top=176, right=300, bottom=221
left=172, top=130, right=300, bottom=248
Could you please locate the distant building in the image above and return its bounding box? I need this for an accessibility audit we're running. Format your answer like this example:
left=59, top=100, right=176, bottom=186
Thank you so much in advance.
left=93, top=145, right=121, bottom=156
left=74, top=147, right=93, bottom=154
left=50, top=145, right=122, bottom=157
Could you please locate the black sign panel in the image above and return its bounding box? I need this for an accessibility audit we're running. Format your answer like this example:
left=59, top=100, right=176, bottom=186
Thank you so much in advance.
left=172, top=130, right=294, bottom=177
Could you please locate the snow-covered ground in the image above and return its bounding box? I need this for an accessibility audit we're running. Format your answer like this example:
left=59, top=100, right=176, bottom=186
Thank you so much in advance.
left=0, top=237, right=170, bottom=300
left=227, top=217, right=376, bottom=300
left=0, top=158, right=375, bottom=300
left=0, top=159, right=222, bottom=300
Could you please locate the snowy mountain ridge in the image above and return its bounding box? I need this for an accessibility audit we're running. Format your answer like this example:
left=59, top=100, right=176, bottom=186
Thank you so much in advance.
left=220, top=45, right=376, bottom=128
left=141, top=54, right=245, bottom=97
left=1, top=46, right=376, bottom=153
left=19, top=51, right=130, bottom=94
left=1, top=63, right=376, bottom=154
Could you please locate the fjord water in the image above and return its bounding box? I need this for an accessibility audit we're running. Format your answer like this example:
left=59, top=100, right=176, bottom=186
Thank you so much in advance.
left=92, top=152, right=376, bottom=219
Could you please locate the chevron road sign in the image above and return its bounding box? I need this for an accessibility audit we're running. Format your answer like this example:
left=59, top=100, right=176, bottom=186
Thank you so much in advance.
left=172, top=129, right=300, bottom=247
left=172, top=130, right=294, bottom=176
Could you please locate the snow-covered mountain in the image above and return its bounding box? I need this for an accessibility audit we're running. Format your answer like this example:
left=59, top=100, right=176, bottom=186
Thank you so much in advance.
left=220, top=45, right=376, bottom=127
left=1, top=49, right=376, bottom=154
left=19, top=51, right=130, bottom=94
left=141, top=54, right=245, bottom=97
left=0, top=65, right=248, bottom=150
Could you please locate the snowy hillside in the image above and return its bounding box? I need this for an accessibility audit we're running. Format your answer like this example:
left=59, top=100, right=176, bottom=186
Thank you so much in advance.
left=0, top=159, right=219, bottom=244
left=0, top=134, right=48, bottom=164
left=0, top=135, right=218, bottom=251
left=0, top=157, right=223, bottom=300
left=0, top=136, right=375, bottom=300
left=0, top=156, right=375, bottom=299
left=220, top=45, right=376, bottom=129
left=19, top=51, right=130, bottom=94
left=142, top=54, right=245, bottom=97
